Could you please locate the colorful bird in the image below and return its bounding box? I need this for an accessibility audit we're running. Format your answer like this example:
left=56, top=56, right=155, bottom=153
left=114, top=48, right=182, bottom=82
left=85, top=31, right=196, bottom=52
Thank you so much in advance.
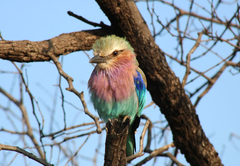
left=88, top=35, right=147, bottom=156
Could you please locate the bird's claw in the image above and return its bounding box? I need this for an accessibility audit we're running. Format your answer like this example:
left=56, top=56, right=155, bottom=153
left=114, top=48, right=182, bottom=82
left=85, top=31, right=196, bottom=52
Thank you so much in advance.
left=123, top=115, right=130, bottom=124
left=108, top=118, right=113, bottom=126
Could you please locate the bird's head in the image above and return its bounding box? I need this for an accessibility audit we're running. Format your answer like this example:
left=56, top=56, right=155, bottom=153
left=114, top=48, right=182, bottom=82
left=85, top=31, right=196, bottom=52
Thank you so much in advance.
left=90, top=35, right=136, bottom=69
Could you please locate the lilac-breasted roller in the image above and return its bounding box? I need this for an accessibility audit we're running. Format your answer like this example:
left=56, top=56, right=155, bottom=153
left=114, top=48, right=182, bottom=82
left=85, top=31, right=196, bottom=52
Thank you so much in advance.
left=88, top=35, right=147, bottom=156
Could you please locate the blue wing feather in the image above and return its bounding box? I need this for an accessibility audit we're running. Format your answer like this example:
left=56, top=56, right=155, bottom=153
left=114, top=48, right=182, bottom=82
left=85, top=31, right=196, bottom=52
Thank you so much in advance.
left=134, top=70, right=147, bottom=117
left=126, top=70, right=146, bottom=156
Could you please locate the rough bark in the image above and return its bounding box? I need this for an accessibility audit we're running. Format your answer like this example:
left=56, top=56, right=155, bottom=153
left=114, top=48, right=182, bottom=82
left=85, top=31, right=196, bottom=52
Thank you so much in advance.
left=95, top=0, right=222, bottom=165
left=104, top=117, right=129, bottom=166
left=0, top=29, right=112, bottom=62
left=0, top=0, right=223, bottom=165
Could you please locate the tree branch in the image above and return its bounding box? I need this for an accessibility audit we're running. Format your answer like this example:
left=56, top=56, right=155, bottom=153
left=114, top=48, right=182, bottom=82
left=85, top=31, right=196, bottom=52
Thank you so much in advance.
left=48, top=53, right=102, bottom=134
left=182, top=30, right=204, bottom=87
left=0, top=29, right=112, bottom=62
left=95, top=0, right=222, bottom=165
left=104, top=117, right=130, bottom=166
left=136, top=143, right=174, bottom=165
left=0, top=143, right=53, bottom=166
left=127, top=119, right=150, bottom=162
left=67, top=11, right=111, bottom=29
left=0, top=87, right=45, bottom=159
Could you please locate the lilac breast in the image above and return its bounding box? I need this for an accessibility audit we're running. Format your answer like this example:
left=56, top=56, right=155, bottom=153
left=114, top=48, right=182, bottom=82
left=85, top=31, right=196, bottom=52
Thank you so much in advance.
left=88, top=67, right=136, bottom=103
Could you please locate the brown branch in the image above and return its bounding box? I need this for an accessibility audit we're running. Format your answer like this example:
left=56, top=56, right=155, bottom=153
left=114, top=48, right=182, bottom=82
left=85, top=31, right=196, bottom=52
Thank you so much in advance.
left=64, top=134, right=91, bottom=166
left=135, top=143, right=174, bottom=165
left=158, top=0, right=240, bottom=28
left=26, top=129, right=104, bottom=149
left=143, top=101, right=154, bottom=109
left=182, top=31, right=204, bottom=87
left=96, top=0, right=223, bottom=165
left=104, top=117, right=130, bottom=166
left=79, top=92, right=102, bottom=134
left=127, top=119, right=150, bottom=162
left=186, top=53, right=234, bottom=85
left=164, top=52, right=213, bottom=83
left=48, top=53, right=102, bottom=134
left=67, top=11, right=110, bottom=29
left=194, top=61, right=232, bottom=107
left=0, top=143, right=53, bottom=166
left=140, top=114, right=153, bottom=151
left=43, top=121, right=104, bottom=139
left=0, top=87, right=45, bottom=159
left=12, top=62, right=46, bottom=155
left=169, top=149, right=183, bottom=166
left=165, top=152, right=185, bottom=166
left=57, top=144, right=79, bottom=166
left=0, top=29, right=112, bottom=62
left=0, top=128, right=27, bottom=135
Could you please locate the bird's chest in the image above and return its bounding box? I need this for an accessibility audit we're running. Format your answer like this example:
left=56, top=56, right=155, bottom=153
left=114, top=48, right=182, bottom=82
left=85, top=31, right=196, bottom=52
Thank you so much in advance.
left=88, top=69, right=139, bottom=122
left=89, top=69, right=135, bottom=102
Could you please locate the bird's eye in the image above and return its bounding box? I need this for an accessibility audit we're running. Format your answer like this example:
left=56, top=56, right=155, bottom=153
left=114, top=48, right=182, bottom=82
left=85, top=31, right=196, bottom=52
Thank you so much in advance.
left=113, top=51, right=118, bottom=56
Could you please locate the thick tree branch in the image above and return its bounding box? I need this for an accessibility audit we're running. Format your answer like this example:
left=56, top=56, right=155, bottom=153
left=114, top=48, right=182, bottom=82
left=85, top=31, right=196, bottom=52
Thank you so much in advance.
left=0, top=29, right=112, bottom=62
left=0, top=1, right=228, bottom=165
left=95, top=0, right=222, bottom=165
left=104, top=117, right=130, bottom=166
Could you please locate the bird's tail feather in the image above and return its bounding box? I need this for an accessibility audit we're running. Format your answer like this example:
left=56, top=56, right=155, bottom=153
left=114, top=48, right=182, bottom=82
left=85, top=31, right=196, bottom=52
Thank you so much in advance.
left=126, top=127, right=135, bottom=157
left=126, top=116, right=140, bottom=157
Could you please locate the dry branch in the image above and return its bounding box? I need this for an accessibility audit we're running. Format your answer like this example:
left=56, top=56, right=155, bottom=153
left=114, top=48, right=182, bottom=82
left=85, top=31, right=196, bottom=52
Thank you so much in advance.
left=104, top=117, right=130, bottom=166
left=136, top=143, right=174, bottom=165
left=0, top=29, right=111, bottom=62
left=95, top=0, right=223, bottom=165
left=0, top=144, right=53, bottom=166
left=127, top=119, right=150, bottom=162
left=0, top=87, right=45, bottom=159
left=1, top=0, right=237, bottom=165
left=48, top=53, right=102, bottom=134
left=182, top=30, right=204, bottom=87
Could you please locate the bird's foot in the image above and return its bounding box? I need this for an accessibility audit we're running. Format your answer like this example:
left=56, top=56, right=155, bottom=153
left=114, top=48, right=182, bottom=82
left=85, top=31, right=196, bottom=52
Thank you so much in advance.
left=122, top=115, right=130, bottom=124
left=108, top=118, right=113, bottom=126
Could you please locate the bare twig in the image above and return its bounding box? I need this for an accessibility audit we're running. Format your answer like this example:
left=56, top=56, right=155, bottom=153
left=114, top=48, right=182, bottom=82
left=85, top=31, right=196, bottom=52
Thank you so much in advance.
left=182, top=30, right=204, bottom=87
left=58, top=56, right=67, bottom=129
left=164, top=52, right=212, bottom=83
left=43, top=121, right=103, bottom=139
left=0, top=128, right=27, bottom=135
left=158, top=0, right=240, bottom=28
left=143, top=101, right=155, bottom=109
left=0, top=31, right=4, bottom=40
left=165, top=152, right=185, bottom=166
left=0, top=87, right=45, bottom=159
left=127, top=120, right=150, bottom=162
left=135, top=143, right=175, bottom=165
left=64, top=134, right=91, bottom=166
left=67, top=11, right=110, bottom=29
left=48, top=53, right=102, bottom=134
left=0, top=144, right=53, bottom=166
left=140, top=114, right=153, bottom=151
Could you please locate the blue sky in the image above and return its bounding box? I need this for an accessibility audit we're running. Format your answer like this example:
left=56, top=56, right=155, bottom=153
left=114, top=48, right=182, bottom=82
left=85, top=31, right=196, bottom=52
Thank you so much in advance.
left=0, top=0, right=240, bottom=166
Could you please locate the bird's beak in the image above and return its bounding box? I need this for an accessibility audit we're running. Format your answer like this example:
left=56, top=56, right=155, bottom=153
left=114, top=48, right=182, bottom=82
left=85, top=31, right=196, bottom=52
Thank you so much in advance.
left=89, top=55, right=110, bottom=63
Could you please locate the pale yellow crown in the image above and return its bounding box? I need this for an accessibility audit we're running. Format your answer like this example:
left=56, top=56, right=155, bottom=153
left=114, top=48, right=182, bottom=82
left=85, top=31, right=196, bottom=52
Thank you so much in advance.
left=92, top=35, right=134, bottom=57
